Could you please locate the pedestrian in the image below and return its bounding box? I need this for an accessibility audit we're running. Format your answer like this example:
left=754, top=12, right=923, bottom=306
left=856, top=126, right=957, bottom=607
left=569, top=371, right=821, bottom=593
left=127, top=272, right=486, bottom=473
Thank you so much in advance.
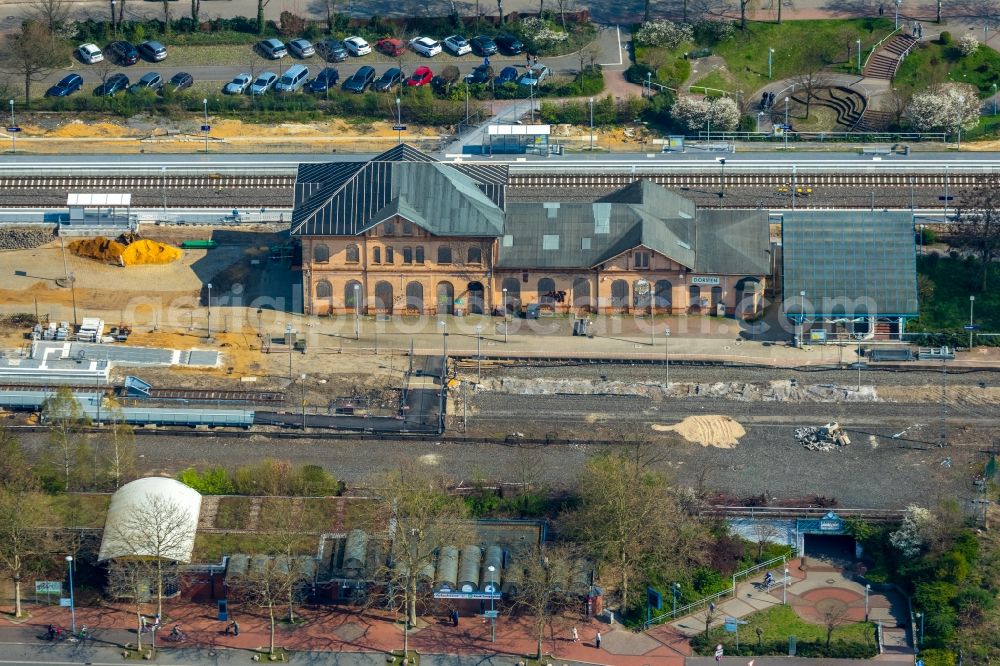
left=46, top=624, right=55, bottom=640
left=533, top=55, right=539, bottom=67
left=140, top=615, right=148, bottom=632
left=452, top=609, right=459, bottom=627
left=526, top=53, right=531, bottom=68
left=79, top=625, right=88, bottom=639
left=233, top=620, right=240, bottom=636
left=596, top=632, right=602, bottom=649
left=878, top=2, right=884, bottom=15
left=709, top=602, right=716, bottom=614
left=572, top=626, right=579, bottom=642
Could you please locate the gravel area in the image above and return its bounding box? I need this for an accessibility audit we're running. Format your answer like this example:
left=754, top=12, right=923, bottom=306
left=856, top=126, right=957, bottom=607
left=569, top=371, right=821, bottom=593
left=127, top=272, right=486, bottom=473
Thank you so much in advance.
left=0, top=226, right=56, bottom=250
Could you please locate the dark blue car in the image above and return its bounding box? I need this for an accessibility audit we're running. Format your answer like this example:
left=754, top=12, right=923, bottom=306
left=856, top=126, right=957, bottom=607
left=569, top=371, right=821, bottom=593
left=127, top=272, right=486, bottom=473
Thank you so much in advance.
left=46, top=73, right=83, bottom=97
left=497, top=66, right=518, bottom=84
left=305, top=67, right=340, bottom=93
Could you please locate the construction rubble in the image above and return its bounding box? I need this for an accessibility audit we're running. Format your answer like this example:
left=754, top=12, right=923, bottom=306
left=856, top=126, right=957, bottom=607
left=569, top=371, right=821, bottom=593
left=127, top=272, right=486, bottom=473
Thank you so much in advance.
left=795, top=422, right=852, bottom=451
left=486, top=377, right=879, bottom=403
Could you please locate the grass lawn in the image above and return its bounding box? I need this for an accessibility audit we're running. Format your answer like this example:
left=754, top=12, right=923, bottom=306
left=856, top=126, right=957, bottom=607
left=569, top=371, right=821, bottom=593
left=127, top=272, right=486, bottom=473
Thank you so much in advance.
left=910, top=256, right=1000, bottom=333
left=694, top=605, right=876, bottom=656
left=894, top=39, right=1000, bottom=96
left=192, top=532, right=318, bottom=562
left=636, top=19, right=894, bottom=97
left=215, top=496, right=253, bottom=530
left=690, top=70, right=736, bottom=93
left=49, top=493, right=110, bottom=528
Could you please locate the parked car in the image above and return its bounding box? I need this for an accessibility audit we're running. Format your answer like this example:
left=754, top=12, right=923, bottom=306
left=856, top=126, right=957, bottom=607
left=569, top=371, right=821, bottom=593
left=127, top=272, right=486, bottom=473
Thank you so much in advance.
left=305, top=67, right=340, bottom=93
left=518, top=64, right=551, bottom=86
left=128, top=71, right=162, bottom=93
left=95, top=73, right=129, bottom=96
left=343, top=36, right=371, bottom=56
left=46, top=73, right=83, bottom=97
left=464, top=63, right=493, bottom=84
left=376, top=38, right=405, bottom=57
left=342, top=65, right=376, bottom=92
left=137, top=40, right=168, bottom=62
left=496, top=66, right=518, bottom=84
left=107, top=41, right=139, bottom=65
left=407, top=66, right=433, bottom=87
left=166, top=72, right=194, bottom=91
left=495, top=34, right=523, bottom=55
left=249, top=71, right=278, bottom=95
left=442, top=35, right=471, bottom=55
left=373, top=67, right=403, bottom=91
left=470, top=35, right=497, bottom=56
left=224, top=73, right=252, bottom=95
left=409, top=36, right=442, bottom=57
left=257, top=38, right=288, bottom=59
left=288, top=38, right=315, bottom=58
left=274, top=64, right=309, bottom=92
left=77, top=43, right=104, bottom=64
left=316, top=39, right=349, bottom=62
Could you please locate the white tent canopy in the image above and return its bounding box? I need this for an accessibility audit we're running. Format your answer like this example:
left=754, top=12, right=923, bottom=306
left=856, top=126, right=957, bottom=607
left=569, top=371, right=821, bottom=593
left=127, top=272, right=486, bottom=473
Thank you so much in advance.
left=98, top=477, right=202, bottom=563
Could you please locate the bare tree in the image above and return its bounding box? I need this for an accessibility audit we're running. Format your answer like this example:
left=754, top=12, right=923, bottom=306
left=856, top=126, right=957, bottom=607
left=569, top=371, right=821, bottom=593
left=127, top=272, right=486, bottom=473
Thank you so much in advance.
left=309, top=0, right=336, bottom=32
left=106, top=559, right=156, bottom=651
left=41, top=386, right=90, bottom=491
left=26, top=0, right=70, bottom=33
left=256, top=0, right=272, bottom=33
left=359, top=464, right=472, bottom=658
left=739, top=0, right=753, bottom=29
left=0, top=488, right=56, bottom=618
left=791, top=48, right=835, bottom=120
left=2, top=21, right=66, bottom=107
left=190, top=0, right=200, bottom=28
left=509, top=545, right=579, bottom=659
left=0, top=426, right=34, bottom=489
left=820, top=599, right=851, bottom=647
left=751, top=521, right=783, bottom=561
left=109, top=494, right=196, bottom=616
left=955, top=174, right=1000, bottom=290
left=229, top=555, right=308, bottom=657
left=161, top=0, right=171, bottom=35
left=99, top=396, right=137, bottom=490
left=554, top=0, right=571, bottom=30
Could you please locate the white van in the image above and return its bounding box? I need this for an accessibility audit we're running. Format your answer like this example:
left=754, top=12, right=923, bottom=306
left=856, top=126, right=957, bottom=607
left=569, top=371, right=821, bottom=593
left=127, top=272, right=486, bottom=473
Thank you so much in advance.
left=275, top=64, right=309, bottom=93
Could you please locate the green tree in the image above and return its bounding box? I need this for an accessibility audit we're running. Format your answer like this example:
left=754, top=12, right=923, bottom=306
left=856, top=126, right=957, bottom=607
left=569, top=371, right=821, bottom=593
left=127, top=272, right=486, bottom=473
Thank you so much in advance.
left=954, top=174, right=1000, bottom=291
left=509, top=545, right=578, bottom=659
left=41, top=386, right=91, bottom=492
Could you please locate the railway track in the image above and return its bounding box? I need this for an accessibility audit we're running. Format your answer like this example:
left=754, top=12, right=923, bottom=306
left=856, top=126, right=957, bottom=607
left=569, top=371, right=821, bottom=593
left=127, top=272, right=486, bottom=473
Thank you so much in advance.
left=0, top=383, right=285, bottom=404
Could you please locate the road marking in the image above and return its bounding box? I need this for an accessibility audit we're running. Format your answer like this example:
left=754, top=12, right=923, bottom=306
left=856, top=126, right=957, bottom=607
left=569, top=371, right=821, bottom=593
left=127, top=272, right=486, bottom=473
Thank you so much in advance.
left=600, top=24, right=624, bottom=67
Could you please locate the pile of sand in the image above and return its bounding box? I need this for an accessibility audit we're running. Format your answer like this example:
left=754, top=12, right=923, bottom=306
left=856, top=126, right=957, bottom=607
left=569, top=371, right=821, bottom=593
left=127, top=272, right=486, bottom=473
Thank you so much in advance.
left=69, top=236, right=182, bottom=265
left=652, top=415, right=746, bottom=448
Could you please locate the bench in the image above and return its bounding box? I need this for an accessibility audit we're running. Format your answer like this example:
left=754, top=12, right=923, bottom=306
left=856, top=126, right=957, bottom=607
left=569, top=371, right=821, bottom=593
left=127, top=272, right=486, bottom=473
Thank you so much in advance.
left=860, top=147, right=892, bottom=155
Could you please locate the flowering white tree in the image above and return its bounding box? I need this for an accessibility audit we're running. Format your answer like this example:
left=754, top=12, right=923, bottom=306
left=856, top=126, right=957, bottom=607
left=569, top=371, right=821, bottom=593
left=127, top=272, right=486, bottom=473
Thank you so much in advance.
left=958, top=33, right=980, bottom=56
left=904, top=82, right=981, bottom=131
left=519, top=17, right=568, bottom=50
left=889, top=504, right=935, bottom=557
left=634, top=19, right=693, bottom=49
left=671, top=95, right=740, bottom=131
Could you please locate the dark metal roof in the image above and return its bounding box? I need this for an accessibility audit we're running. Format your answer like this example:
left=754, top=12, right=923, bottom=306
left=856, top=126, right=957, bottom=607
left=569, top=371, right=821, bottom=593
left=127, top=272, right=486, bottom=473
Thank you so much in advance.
left=291, top=144, right=507, bottom=237
left=781, top=211, right=918, bottom=318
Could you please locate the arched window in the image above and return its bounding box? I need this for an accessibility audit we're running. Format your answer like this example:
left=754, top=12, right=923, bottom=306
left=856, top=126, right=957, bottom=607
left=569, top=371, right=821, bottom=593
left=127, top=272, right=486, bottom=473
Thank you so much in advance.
left=345, top=280, right=363, bottom=308
left=611, top=280, right=629, bottom=310
left=315, top=280, right=332, bottom=299
left=405, top=281, right=424, bottom=311
left=654, top=280, right=672, bottom=309
left=313, top=244, right=330, bottom=263
left=374, top=281, right=394, bottom=313
left=437, top=245, right=453, bottom=265
left=538, top=277, right=556, bottom=305
left=501, top=277, right=520, bottom=310
left=467, top=246, right=482, bottom=264
left=345, top=244, right=360, bottom=263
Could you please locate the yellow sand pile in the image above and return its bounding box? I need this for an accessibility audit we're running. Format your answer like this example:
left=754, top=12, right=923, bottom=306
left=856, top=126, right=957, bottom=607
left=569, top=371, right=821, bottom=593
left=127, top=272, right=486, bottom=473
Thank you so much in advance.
left=652, top=415, right=746, bottom=449
left=69, top=236, right=182, bottom=265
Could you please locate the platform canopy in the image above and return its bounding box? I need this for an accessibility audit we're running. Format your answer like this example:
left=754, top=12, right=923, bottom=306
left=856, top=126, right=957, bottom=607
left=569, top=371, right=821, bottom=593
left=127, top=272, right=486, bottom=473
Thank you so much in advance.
left=67, top=193, right=131, bottom=206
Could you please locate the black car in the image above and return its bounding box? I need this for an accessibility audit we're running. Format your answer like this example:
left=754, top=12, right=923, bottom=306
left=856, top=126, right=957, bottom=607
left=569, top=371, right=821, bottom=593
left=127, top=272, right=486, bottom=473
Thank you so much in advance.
left=166, top=72, right=194, bottom=91
left=464, top=64, right=493, bottom=84
left=469, top=35, right=498, bottom=56
left=107, top=40, right=139, bottom=65
left=305, top=67, right=340, bottom=93
left=95, top=73, right=129, bottom=96
left=342, top=65, right=375, bottom=93
left=373, top=67, right=403, bottom=92
left=316, top=39, right=349, bottom=62
left=495, top=34, right=523, bottom=55
left=46, top=73, right=83, bottom=97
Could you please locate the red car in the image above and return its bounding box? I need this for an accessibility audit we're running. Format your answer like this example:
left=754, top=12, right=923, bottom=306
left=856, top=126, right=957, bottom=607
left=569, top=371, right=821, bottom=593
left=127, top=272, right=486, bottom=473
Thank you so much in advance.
left=407, top=66, right=433, bottom=86
left=376, top=38, right=405, bottom=57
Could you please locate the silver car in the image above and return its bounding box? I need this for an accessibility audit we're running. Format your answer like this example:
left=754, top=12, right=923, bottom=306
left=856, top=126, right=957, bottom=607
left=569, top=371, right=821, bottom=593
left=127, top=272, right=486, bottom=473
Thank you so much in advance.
left=249, top=71, right=278, bottom=95
left=224, top=73, right=252, bottom=94
left=288, top=38, right=315, bottom=58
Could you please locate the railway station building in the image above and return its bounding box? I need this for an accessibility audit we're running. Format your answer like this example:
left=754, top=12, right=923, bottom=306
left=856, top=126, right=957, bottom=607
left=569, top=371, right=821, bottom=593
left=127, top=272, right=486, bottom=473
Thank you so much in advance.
left=291, top=145, right=772, bottom=318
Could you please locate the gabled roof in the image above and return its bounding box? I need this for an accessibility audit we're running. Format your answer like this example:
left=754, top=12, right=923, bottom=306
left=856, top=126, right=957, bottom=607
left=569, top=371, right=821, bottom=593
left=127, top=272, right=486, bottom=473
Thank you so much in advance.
left=291, top=144, right=507, bottom=237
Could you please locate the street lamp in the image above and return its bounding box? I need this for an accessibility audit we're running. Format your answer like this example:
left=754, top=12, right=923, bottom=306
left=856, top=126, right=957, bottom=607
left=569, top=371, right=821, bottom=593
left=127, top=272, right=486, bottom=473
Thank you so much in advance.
left=645, top=71, right=652, bottom=98
left=783, top=567, right=790, bottom=605
left=286, top=322, right=294, bottom=379
left=589, top=97, right=595, bottom=151
left=856, top=39, right=862, bottom=71
left=756, top=111, right=764, bottom=133
left=671, top=582, right=681, bottom=615
left=865, top=583, right=871, bottom=621
left=894, top=0, right=901, bottom=29
left=717, top=157, right=726, bottom=198
left=202, top=98, right=209, bottom=153
left=354, top=283, right=361, bottom=340
left=438, top=320, right=448, bottom=377
left=66, top=555, right=76, bottom=634
left=395, top=96, right=402, bottom=145
left=919, top=223, right=925, bottom=254
left=501, top=288, right=508, bottom=343
left=957, top=95, right=965, bottom=150
left=768, top=48, right=774, bottom=79
left=161, top=165, right=167, bottom=217
left=206, top=282, right=213, bottom=341
left=915, top=612, right=924, bottom=647
left=487, top=564, right=497, bottom=642
left=797, top=290, right=806, bottom=347
left=8, top=99, right=15, bottom=153
left=664, top=327, right=670, bottom=387
left=784, top=96, right=790, bottom=149
left=969, top=295, right=976, bottom=349
left=475, top=324, right=482, bottom=384
left=993, top=83, right=997, bottom=115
